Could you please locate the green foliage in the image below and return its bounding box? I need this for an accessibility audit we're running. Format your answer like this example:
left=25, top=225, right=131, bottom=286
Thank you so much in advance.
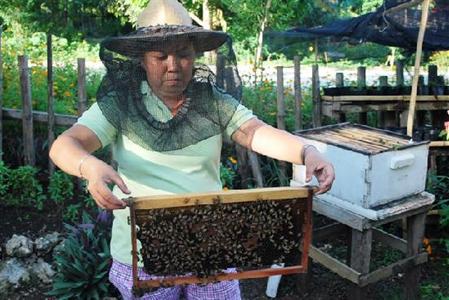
left=427, top=172, right=449, bottom=204
left=242, top=78, right=313, bottom=130
left=220, top=157, right=237, bottom=189
left=2, top=164, right=46, bottom=210
left=48, top=171, right=75, bottom=206
left=48, top=211, right=112, bottom=300
left=430, top=51, right=449, bottom=68
left=63, top=203, right=83, bottom=224
left=0, top=161, right=11, bottom=197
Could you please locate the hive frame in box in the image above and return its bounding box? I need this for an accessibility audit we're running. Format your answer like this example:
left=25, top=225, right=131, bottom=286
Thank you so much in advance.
left=126, top=187, right=313, bottom=292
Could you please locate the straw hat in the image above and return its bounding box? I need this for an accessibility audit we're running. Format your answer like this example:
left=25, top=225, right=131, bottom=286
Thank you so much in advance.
left=102, top=0, right=228, bottom=57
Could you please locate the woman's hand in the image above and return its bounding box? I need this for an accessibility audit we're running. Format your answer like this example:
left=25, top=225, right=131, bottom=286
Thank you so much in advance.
left=81, top=156, right=131, bottom=210
left=304, top=147, right=335, bottom=194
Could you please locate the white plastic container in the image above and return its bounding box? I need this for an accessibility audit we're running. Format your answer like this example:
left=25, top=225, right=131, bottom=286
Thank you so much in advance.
left=294, top=123, right=429, bottom=208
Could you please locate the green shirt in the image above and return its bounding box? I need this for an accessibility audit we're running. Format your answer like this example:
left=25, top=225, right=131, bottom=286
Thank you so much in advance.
left=77, top=81, right=254, bottom=265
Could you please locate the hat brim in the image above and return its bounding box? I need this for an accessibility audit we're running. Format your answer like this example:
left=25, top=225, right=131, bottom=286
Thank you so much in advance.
left=102, top=26, right=228, bottom=57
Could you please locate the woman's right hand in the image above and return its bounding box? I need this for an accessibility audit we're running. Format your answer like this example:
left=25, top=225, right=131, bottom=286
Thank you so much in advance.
left=81, top=156, right=131, bottom=210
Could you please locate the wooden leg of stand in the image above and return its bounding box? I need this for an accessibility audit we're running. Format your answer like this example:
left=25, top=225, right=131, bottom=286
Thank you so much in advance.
left=347, top=229, right=372, bottom=300
left=404, top=213, right=426, bottom=300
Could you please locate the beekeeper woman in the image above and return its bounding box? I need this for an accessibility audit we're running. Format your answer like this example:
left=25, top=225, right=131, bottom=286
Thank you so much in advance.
left=49, top=0, right=334, bottom=299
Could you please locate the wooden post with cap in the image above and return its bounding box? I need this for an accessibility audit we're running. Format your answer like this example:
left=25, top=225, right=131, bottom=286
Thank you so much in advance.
left=407, top=0, right=431, bottom=137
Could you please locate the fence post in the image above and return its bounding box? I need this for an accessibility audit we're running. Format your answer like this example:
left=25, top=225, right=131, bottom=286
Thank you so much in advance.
left=0, top=27, right=3, bottom=161
left=357, top=66, right=367, bottom=125
left=77, top=58, right=87, bottom=115
left=336, top=72, right=346, bottom=122
left=312, top=64, right=321, bottom=127
left=396, top=61, right=404, bottom=86
left=216, top=54, right=225, bottom=89
left=47, top=33, right=55, bottom=174
left=276, top=66, right=288, bottom=184
left=293, top=56, right=302, bottom=130
left=18, top=55, right=35, bottom=166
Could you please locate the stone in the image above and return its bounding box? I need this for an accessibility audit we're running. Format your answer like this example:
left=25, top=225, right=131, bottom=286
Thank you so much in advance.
left=30, top=258, right=55, bottom=284
left=0, top=258, right=31, bottom=288
left=5, top=235, right=34, bottom=258
left=34, top=232, right=61, bottom=255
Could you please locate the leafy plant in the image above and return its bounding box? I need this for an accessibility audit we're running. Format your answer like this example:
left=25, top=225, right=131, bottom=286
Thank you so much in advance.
left=48, top=170, right=74, bottom=206
left=4, top=165, right=45, bottom=210
left=220, top=161, right=236, bottom=189
left=63, top=203, right=83, bottom=224
left=0, top=161, right=11, bottom=197
left=48, top=211, right=113, bottom=300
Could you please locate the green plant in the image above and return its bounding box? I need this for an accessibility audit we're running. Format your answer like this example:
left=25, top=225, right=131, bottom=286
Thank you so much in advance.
left=48, top=211, right=112, bottom=300
left=48, top=170, right=75, bottom=206
left=4, top=165, right=45, bottom=210
left=63, top=203, right=83, bottom=223
left=220, top=162, right=236, bottom=189
left=0, top=161, right=11, bottom=197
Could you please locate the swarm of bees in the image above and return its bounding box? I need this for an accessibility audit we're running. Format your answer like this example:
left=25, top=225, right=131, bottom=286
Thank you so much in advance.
left=135, top=199, right=303, bottom=277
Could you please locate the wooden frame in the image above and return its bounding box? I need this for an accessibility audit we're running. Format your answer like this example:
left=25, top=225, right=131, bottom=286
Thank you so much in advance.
left=127, top=187, right=313, bottom=292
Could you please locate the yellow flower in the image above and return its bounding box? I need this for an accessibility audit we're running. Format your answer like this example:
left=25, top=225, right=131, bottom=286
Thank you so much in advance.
left=228, top=156, right=237, bottom=164
left=63, top=91, right=72, bottom=97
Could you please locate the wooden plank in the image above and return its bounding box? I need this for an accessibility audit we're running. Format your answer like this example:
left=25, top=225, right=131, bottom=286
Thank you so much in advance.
left=312, top=64, right=321, bottom=127
left=129, top=187, right=312, bottom=210
left=313, top=197, right=369, bottom=231
left=430, top=141, right=449, bottom=147
left=321, top=102, right=449, bottom=114
left=309, top=246, right=361, bottom=284
left=321, top=95, right=449, bottom=102
left=136, top=265, right=306, bottom=289
left=77, top=58, right=87, bottom=115
left=47, top=33, right=55, bottom=175
left=293, top=56, right=302, bottom=130
left=18, top=55, right=35, bottom=166
left=359, top=252, right=427, bottom=287
left=372, top=228, right=407, bottom=253
left=3, top=108, right=77, bottom=126
left=0, top=27, right=3, bottom=160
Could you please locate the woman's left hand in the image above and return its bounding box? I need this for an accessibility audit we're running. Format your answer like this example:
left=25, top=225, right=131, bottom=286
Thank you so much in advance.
left=304, top=148, right=335, bottom=194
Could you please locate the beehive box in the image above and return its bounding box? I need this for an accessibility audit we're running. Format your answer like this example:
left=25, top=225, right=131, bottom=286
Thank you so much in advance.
left=294, top=123, right=429, bottom=209
left=127, top=187, right=312, bottom=292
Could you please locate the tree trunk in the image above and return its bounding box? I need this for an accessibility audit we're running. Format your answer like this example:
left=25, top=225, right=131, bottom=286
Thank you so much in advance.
left=254, top=0, right=272, bottom=84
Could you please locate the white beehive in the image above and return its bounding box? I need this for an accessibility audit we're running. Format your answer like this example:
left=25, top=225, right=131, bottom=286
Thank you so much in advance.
left=294, top=123, right=429, bottom=209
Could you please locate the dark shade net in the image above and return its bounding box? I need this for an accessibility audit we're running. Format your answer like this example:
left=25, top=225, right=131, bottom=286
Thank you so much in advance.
left=265, top=0, right=449, bottom=51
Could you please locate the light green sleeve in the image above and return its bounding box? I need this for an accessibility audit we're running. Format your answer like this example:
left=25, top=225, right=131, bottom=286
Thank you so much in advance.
left=76, top=102, right=117, bottom=148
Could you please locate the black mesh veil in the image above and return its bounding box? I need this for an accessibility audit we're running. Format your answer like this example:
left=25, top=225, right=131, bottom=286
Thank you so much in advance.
left=96, top=28, right=242, bottom=152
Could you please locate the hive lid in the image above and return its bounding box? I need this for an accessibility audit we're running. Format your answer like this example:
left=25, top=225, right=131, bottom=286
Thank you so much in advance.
left=295, top=123, right=429, bottom=155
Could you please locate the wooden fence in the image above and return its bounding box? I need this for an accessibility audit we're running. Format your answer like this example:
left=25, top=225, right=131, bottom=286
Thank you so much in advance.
left=0, top=31, right=307, bottom=186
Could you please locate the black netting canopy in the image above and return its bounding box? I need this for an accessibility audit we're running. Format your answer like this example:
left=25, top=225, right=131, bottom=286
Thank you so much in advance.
left=266, top=0, right=449, bottom=51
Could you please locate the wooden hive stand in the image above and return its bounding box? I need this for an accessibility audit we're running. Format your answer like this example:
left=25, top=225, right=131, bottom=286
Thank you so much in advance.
left=126, top=187, right=313, bottom=296
left=309, top=192, right=434, bottom=300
